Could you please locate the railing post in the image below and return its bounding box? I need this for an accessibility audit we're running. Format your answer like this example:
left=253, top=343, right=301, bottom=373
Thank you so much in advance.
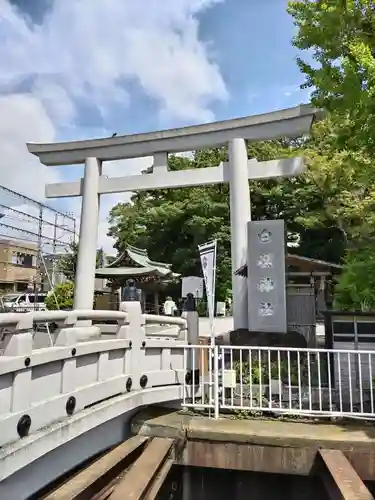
left=214, top=344, right=220, bottom=419
left=119, top=301, right=146, bottom=391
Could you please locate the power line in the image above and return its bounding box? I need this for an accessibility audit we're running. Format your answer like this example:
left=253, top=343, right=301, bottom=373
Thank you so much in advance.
left=0, top=222, right=70, bottom=247
left=0, top=203, right=76, bottom=235
left=0, top=234, right=67, bottom=250
left=0, top=184, right=75, bottom=222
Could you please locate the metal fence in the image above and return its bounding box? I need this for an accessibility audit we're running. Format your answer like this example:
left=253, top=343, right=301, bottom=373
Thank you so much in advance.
left=182, top=345, right=375, bottom=420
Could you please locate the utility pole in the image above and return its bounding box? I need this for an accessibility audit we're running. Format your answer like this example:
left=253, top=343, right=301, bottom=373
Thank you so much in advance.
left=52, top=213, right=58, bottom=288
left=34, top=206, right=43, bottom=309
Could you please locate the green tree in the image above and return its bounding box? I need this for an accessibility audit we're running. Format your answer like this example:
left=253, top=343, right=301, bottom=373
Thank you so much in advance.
left=109, top=153, right=233, bottom=301
left=45, top=282, right=74, bottom=310
left=288, top=0, right=375, bottom=154
left=334, top=246, right=375, bottom=311
left=292, top=120, right=375, bottom=249
left=288, top=1, right=375, bottom=308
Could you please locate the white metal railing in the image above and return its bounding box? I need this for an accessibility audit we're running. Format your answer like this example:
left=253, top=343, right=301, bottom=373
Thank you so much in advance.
left=182, top=345, right=375, bottom=419
left=182, top=344, right=216, bottom=412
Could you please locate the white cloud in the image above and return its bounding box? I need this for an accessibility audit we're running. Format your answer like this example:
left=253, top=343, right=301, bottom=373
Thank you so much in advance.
left=0, top=0, right=227, bottom=253
left=0, top=94, right=60, bottom=200
left=0, top=0, right=227, bottom=123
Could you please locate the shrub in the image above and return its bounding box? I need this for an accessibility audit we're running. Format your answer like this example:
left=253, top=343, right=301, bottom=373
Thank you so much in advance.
left=233, top=354, right=309, bottom=386
left=45, top=282, right=74, bottom=310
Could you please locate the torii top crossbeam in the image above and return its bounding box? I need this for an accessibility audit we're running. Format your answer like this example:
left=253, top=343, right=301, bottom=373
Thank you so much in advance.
left=27, top=104, right=322, bottom=331
left=27, top=104, right=320, bottom=165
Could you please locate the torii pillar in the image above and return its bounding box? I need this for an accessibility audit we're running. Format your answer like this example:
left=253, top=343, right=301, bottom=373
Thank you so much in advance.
left=229, top=138, right=251, bottom=329
left=27, top=104, right=321, bottom=330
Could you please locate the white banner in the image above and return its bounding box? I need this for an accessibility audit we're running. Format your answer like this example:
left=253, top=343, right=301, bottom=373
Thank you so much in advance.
left=198, top=240, right=217, bottom=343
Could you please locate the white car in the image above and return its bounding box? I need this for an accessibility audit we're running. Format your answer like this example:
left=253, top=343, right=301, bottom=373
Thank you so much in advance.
left=2, top=293, right=48, bottom=312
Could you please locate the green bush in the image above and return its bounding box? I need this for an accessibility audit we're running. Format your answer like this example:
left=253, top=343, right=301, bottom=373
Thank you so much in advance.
left=233, top=354, right=309, bottom=386
left=334, top=246, right=375, bottom=311
left=45, top=282, right=74, bottom=310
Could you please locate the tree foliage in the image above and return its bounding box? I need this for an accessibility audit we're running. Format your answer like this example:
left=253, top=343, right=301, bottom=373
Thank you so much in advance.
left=45, top=282, right=74, bottom=310
left=109, top=153, right=233, bottom=301
left=288, top=0, right=375, bottom=309
left=334, top=246, right=375, bottom=311
left=288, top=0, right=375, bottom=154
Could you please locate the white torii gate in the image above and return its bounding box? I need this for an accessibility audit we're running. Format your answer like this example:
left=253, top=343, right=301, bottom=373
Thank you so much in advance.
left=28, top=104, right=320, bottom=330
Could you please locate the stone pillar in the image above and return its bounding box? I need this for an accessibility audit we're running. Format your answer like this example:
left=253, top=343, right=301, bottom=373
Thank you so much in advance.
left=228, top=138, right=251, bottom=330
left=73, top=157, right=101, bottom=310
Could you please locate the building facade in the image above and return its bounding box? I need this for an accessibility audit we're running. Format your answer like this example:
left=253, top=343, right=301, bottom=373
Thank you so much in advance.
left=0, top=239, right=38, bottom=293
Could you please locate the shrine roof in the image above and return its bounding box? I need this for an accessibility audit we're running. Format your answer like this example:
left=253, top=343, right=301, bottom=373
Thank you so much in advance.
left=95, top=245, right=180, bottom=279
left=235, top=254, right=342, bottom=277
left=95, top=266, right=168, bottom=278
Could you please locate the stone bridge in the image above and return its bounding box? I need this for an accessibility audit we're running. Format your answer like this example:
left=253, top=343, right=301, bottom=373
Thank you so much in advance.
left=0, top=303, right=196, bottom=499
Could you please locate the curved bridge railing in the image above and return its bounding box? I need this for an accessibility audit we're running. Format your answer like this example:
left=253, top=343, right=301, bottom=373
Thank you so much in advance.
left=0, top=302, right=191, bottom=483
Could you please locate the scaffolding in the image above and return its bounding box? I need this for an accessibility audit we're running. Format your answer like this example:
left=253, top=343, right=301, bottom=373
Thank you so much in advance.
left=0, top=184, right=77, bottom=294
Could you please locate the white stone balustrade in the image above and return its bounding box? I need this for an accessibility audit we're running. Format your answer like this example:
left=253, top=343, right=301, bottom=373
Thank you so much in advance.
left=0, top=303, right=188, bottom=451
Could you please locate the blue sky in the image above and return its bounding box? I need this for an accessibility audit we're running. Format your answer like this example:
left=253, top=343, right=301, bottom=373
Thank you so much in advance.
left=0, top=0, right=311, bottom=251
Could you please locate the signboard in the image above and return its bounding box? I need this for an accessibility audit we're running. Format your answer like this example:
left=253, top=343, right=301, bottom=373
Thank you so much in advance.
left=181, top=276, right=204, bottom=298
left=247, top=220, right=287, bottom=333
